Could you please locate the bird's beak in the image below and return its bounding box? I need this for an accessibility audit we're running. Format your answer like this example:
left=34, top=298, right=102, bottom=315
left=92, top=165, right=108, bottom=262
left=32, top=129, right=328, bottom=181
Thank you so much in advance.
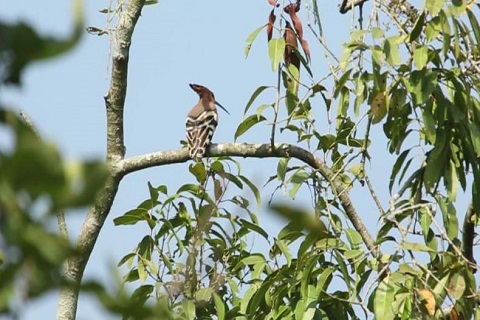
left=215, top=101, right=230, bottom=115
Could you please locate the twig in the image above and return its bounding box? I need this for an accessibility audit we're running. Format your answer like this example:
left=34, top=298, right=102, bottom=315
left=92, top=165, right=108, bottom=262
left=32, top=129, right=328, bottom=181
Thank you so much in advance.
left=271, top=66, right=282, bottom=150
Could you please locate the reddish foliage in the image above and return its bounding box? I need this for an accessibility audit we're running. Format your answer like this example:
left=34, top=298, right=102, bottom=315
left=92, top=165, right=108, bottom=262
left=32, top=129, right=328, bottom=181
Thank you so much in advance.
left=287, top=4, right=303, bottom=41
left=285, top=1, right=310, bottom=62
left=267, top=9, right=276, bottom=42
left=284, top=21, right=300, bottom=69
left=301, top=39, right=311, bottom=62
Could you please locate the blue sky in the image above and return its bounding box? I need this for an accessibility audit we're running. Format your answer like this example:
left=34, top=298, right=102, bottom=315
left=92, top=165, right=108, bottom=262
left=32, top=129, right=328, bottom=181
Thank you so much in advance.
left=1, top=0, right=473, bottom=319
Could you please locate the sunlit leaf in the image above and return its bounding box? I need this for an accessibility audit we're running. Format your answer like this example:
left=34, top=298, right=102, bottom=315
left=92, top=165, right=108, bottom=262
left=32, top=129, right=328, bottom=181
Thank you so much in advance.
left=268, top=38, right=286, bottom=71
left=374, top=274, right=396, bottom=319
left=426, top=0, right=446, bottom=16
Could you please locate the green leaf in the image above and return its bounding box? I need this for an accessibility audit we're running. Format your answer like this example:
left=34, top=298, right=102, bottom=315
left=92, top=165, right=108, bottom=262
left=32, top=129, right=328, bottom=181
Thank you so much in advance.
left=438, top=196, right=458, bottom=239
left=425, top=0, right=446, bottom=16
left=137, top=259, right=147, bottom=283
left=374, top=274, right=396, bottom=319
left=244, top=86, right=271, bottom=115
left=245, top=24, right=266, bottom=58
left=316, top=267, right=334, bottom=292
left=240, top=219, right=269, bottom=240
left=274, top=240, right=292, bottom=266
left=241, top=254, right=266, bottom=266
left=213, top=293, right=226, bottom=320
left=268, top=38, right=286, bottom=71
left=196, top=287, right=213, bottom=302
left=114, top=209, right=149, bottom=226
left=371, top=27, right=384, bottom=39
left=384, top=36, right=402, bottom=66
left=422, top=107, right=436, bottom=143
left=277, top=158, right=289, bottom=182
left=410, top=11, right=426, bottom=42
left=467, top=9, right=480, bottom=48
left=117, top=253, right=136, bottom=267
left=238, top=175, right=261, bottom=207
left=413, top=45, right=428, bottom=69
left=445, top=160, right=459, bottom=202
left=189, top=162, right=207, bottom=185
left=288, top=170, right=309, bottom=199
left=234, top=114, right=267, bottom=140
left=401, top=242, right=436, bottom=252
left=447, top=273, right=466, bottom=299
left=389, top=148, right=411, bottom=192
left=345, top=228, right=363, bottom=248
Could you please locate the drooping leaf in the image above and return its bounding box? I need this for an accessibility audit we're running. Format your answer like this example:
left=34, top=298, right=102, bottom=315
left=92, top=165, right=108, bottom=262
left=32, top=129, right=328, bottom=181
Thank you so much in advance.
left=267, top=9, right=276, bottom=42
left=410, top=11, right=426, bottom=42
left=244, top=85, right=272, bottom=115
left=284, top=21, right=299, bottom=70
left=245, top=24, right=266, bottom=58
left=234, top=114, right=267, bottom=140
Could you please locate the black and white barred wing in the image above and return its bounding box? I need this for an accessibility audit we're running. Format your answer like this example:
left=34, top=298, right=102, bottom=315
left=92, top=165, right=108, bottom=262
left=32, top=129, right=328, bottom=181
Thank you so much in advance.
left=186, top=110, right=218, bottom=162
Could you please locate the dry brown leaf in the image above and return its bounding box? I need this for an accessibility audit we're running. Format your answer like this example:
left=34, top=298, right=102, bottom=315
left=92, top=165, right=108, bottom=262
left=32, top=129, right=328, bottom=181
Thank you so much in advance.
left=284, top=21, right=299, bottom=69
left=301, top=39, right=310, bottom=62
left=287, top=4, right=303, bottom=40
left=369, top=91, right=388, bottom=124
left=417, top=288, right=436, bottom=316
left=214, top=179, right=222, bottom=201
left=267, top=9, right=276, bottom=42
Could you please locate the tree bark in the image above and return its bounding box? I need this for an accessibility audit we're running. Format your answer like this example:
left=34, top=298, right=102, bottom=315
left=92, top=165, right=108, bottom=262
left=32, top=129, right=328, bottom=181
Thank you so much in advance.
left=56, top=0, right=145, bottom=319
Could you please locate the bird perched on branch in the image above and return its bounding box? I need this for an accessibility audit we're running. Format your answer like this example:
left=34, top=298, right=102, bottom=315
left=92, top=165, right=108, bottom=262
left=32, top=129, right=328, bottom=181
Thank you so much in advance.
left=186, top=84, right=229, bottom=162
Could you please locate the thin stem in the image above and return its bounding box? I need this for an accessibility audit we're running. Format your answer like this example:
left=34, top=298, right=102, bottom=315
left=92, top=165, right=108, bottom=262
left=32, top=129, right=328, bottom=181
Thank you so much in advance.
left=271, top=66, right=282, bottom=150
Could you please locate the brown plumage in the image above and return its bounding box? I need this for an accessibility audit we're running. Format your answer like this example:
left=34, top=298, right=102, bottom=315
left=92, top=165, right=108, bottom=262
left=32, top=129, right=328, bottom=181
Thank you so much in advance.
left=186, top=84, right=229, bottom=162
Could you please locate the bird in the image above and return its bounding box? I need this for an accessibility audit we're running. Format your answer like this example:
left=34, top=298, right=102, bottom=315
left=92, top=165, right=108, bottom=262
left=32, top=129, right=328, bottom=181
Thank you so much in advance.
left=186, top=83, right=229, bottom=162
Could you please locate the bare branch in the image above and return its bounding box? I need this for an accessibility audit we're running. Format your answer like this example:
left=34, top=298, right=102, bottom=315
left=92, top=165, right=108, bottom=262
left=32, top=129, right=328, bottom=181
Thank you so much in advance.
left=56, top=0, right=145, bottom=319
left=118, top=142, right=379, bottom=257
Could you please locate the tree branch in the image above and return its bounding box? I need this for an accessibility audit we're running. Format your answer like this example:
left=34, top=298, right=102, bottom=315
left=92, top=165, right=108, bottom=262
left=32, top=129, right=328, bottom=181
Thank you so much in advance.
left=118, top=142, right=379, bottom=257
left=56, top=0, right=145, bottom=319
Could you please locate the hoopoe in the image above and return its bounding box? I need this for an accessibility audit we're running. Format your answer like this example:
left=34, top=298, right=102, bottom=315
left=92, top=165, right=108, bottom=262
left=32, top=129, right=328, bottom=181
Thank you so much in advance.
left=186, top=84, right=229, bottom=162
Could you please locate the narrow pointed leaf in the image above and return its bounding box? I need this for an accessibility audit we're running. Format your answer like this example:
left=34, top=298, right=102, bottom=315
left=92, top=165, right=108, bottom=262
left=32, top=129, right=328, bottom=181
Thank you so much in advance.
left=245, top=24, right=266, bottom=58
left=234, top=114, right=267, bottom=140
left=244, top=86, right=271, bottom=115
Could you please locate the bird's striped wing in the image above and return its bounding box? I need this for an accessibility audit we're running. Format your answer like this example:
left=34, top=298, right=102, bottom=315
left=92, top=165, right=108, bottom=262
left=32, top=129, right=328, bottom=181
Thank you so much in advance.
left=186, top=110, right=218, bottom=162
